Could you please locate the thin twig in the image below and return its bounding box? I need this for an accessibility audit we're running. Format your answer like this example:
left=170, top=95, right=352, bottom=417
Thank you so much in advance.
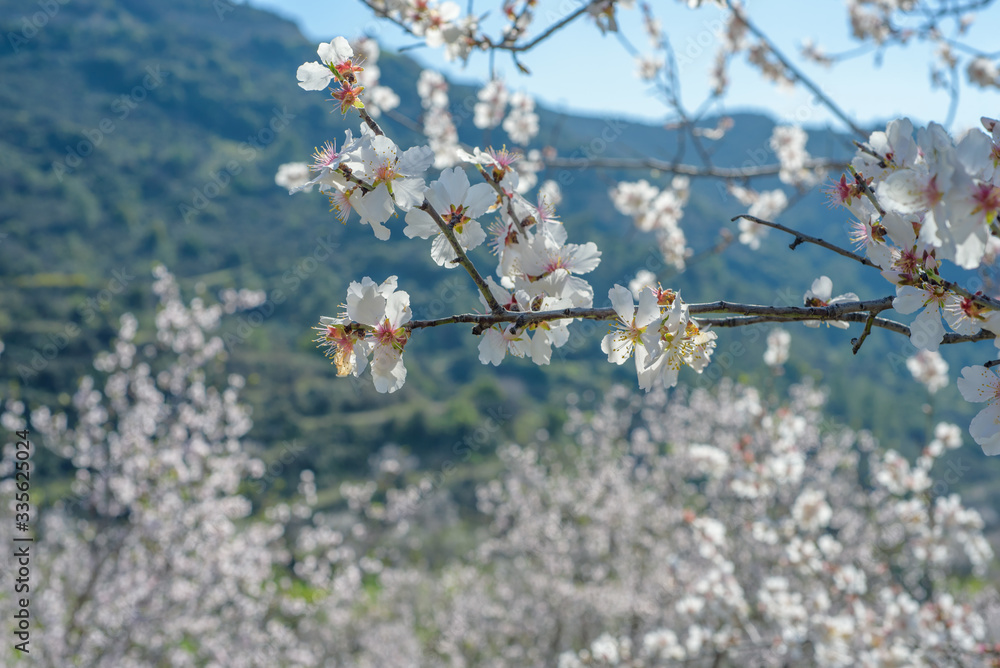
left=731, top=214, right=878, bottom=268
left=727, top=1, right=867, bottom=138
left=545, top=156, right=846, bottom=179
left=851, top=310, right=878, bottom=354
left=699, top=312, right=996, bottom=345
left=472, top=164, right=528, bottom=237
left=936, top=276, right=1000, bottom=311
left=847, top=164, right=887, bottom=217
left=497, top=4, right=593, bottom=53
left=357, top=105, right=385, bottom=136
left=401, top=295, right=999, bottom=350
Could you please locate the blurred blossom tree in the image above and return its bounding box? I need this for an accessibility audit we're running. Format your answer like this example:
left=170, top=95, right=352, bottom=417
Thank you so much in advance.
left=1, top=269, right=998, bottom=665
left=277, top=0, right=1000, bottom=457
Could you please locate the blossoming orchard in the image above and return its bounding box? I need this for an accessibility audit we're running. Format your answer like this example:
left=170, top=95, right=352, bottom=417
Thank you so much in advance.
left=7, top=0, right=1000, bottom=666
left=277, top=2, right=1000, bottom=458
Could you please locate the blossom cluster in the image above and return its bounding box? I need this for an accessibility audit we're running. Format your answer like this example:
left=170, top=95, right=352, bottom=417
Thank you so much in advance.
left=828, top=117, right=1000, bottom=451
left=610, top=177, right=691, bottom=269
left=280, top=9, right=1000, bottom=455
left=602, top=284, right=716, bottom=390
left=286, top=36, right=618, bottom=393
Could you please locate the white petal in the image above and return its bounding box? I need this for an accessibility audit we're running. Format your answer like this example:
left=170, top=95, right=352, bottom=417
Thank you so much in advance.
left=384, top=291, right=411, bottom=327
left=877, top=170, right=927, bottom=214
left=484, top=277, right=511, bottom=308
left=464, top=183, right=497, bottom=219
left=957, top=365, right=999, bottom=403
left=830, top=292, right=859, bottom=304
left=430, top=233, right=458, bottom=267
left=348, top=287, right=386, bottom=328
left=457, top=220, right=486, bottom=252
left=909, top=305, right=945, bottom=352
left=880, top=211, right=916, bottom=248
left=354, top=185, right=395, bottom=230
left=635, top=288, right=661, bottom=328
left=893, top=285, right=927, bottom=315
left=368, top=220, right=391, bottom=241
left=317, top=36, right=353, bottom=65
left=435, top=166, right=470, bottom=204
left=392, top=177, right=428, bottom=211
left=969, top=404, right=1000, bottom=455
left=352, top=342, right=369, bottom=376
left=296, top=62, right=333, bottom=91
left=608, top=285, right=635, bottom=323
left=808, top=276, right=833, bottom=301
left=569, top=242, right=602, bottom=274
left=478, top=329, right=507, bottom=366
left=602, top=331, right=630, bottom=365
left=529, top=333, right=552, bottom=365
left=372, top=347, right=406, bottom=393
left=398, top=145, right=435, bottom=176
left=403, top=209, right=440, bottom=239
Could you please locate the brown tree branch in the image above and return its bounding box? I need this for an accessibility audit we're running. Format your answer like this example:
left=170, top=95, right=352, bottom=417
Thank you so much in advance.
left=545, top=156, right=847, bottom=179
left=731, top=214, right=878, bottom=268
left=417, top=199, right=504, bottom=314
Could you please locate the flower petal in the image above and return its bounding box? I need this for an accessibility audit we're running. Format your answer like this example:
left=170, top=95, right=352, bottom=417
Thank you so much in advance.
left=297, top=62, right=333, bottom=91
left=608, top=285, right=635, bottom=323
left=403, top=208, right=440, bottom=239
left=957, top=365, right=999, bottom=403
left=893, top=285, right=927, bottom=315
left=969, top=403, right=1000, bottom=455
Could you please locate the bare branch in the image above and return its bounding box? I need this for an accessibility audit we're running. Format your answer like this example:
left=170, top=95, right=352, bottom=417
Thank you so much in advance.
left=545, top=156, right=847, bottom=179
left=406, top=296, right=921, bottom=333
left=727, top=1, right=868, bottom=138
left=700, top=311, right=996, bottom=346
left=731, top=214, right=878, bottom=268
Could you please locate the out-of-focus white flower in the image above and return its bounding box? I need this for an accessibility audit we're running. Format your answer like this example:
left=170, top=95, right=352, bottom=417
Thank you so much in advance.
left=474, top=79, right=508, bottom=129
left=763, top=328, right=790, bottom=369
left=792, top=489, right=832, bottom=532
left=906, top=350, right=949, bottom=394
left=274, top=162, right=312, bottom=192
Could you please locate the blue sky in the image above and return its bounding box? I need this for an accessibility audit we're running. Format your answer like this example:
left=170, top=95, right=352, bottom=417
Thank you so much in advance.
left=251, top=0, right=1000, bottom=133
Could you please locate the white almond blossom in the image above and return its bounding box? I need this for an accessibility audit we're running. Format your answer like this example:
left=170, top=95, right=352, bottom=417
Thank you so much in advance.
left=274, top=161, right=312, bottom=192
left=803, top=276, right=859, bottom=329
left=502, top=91, right=539, bottom=145
left=297, top=36, right=354, bottom=91
left=345, top=276, right=412, bottom=393
left=354, top=135, right=434, bottom=239
left=601, top=285, right=661, bottom=365
left=403, top=166, right=494, bottom=267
